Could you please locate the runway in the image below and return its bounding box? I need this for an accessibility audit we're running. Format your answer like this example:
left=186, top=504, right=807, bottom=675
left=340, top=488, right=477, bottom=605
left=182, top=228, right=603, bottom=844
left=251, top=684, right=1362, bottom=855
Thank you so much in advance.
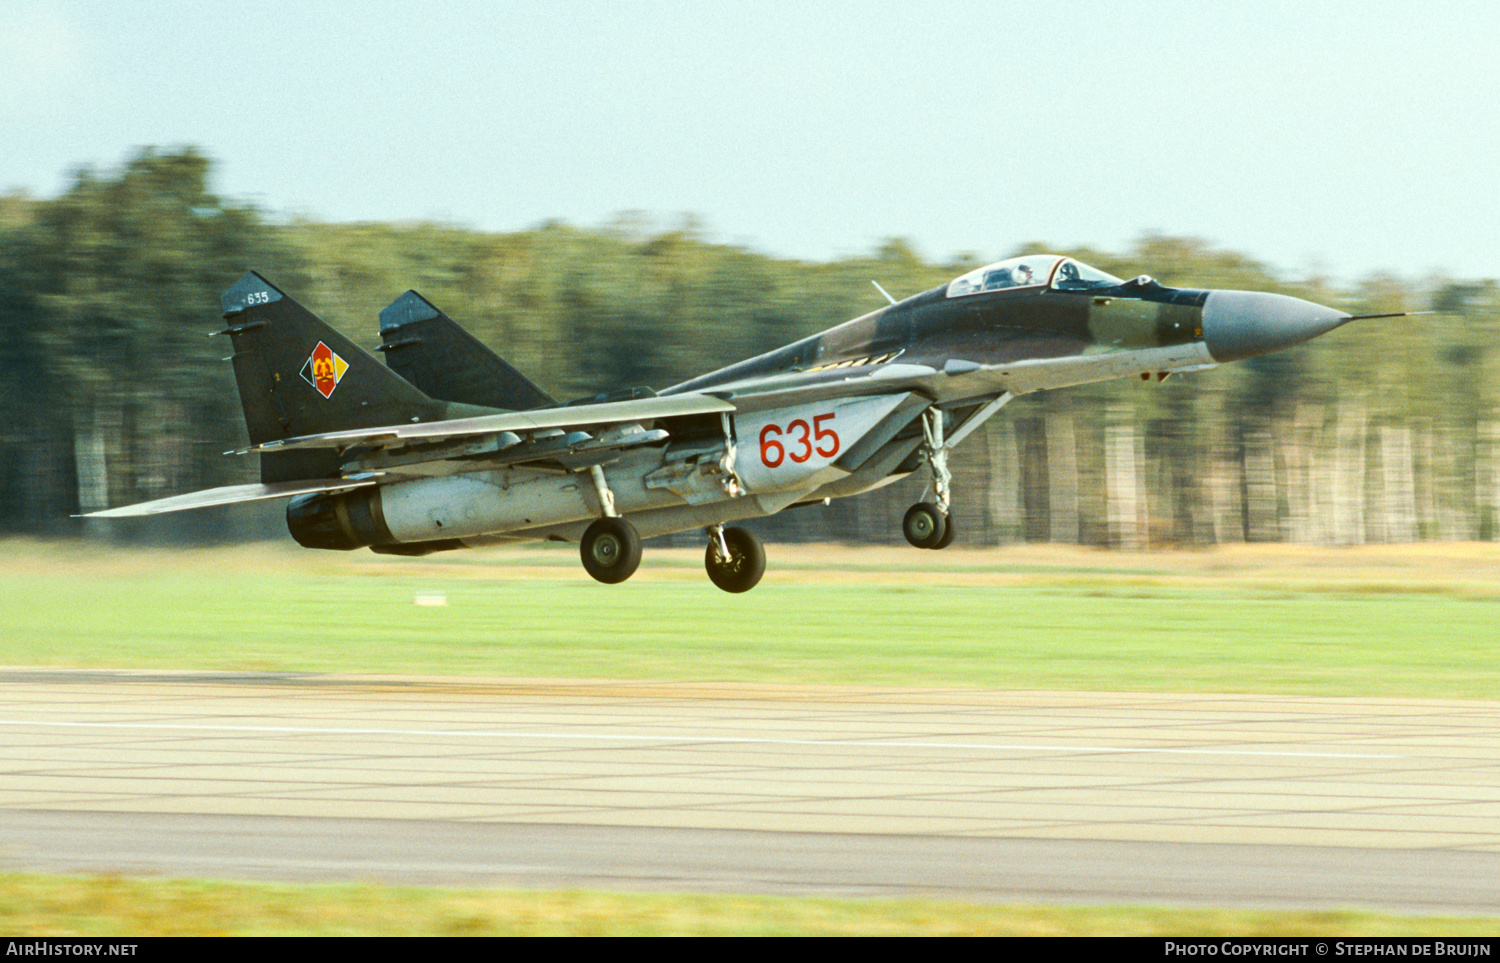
left=3, top=669, right=1499, bottom=912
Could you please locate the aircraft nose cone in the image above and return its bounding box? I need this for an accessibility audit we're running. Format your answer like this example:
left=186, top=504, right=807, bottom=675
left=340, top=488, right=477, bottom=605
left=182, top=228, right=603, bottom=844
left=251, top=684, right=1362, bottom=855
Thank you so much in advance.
left=1201, top=291, right=1351, bottom=363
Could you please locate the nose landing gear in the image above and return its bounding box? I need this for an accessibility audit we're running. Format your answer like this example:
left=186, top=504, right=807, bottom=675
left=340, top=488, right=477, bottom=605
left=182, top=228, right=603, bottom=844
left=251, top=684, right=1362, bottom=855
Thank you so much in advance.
left=904, top=407, right=956, bottom=550
left=903, top=501, right=956, bottom=549
left=899, top=396, right=1013, bottom=550
left=902, top=502, right=948, bottom=549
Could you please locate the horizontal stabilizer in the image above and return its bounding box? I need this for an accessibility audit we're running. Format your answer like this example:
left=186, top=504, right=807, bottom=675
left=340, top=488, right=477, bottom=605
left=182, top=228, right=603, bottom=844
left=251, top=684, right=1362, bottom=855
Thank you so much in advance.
left=80, top=476, right=380, bottom=518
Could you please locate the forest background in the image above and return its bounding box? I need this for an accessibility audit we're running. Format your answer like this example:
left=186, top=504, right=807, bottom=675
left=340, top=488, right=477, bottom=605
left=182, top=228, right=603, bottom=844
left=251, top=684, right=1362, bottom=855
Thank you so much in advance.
left=3, top=148, right=1496, bottom=549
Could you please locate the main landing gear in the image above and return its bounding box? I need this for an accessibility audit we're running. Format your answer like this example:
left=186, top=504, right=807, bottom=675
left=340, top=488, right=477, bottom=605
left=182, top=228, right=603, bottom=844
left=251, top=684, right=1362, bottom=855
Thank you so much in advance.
left=705, top=525, right=765, bottom=593
left=577, top=465, right=766, bottom=592
left=580, top=515, right=643, bottom=584
left=579, top=518, right=766, bottom=593
left=580, top=465, right=643, bottom=585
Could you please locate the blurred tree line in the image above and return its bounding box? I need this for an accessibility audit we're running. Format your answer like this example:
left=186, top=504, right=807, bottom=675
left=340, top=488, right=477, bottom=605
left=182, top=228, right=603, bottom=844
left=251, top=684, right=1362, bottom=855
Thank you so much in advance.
left=3, top=148, right=1497, bottom=547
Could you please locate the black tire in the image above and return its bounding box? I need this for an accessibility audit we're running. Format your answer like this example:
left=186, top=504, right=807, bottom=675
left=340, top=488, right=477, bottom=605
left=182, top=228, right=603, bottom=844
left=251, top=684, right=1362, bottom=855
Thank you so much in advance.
left=902, top=502, right=948, bottom=549
left=932, top=511, right=957, bottom=549
left=580, top=516, right=642, bottom=584
left=705, top=526, right=766, bottom=593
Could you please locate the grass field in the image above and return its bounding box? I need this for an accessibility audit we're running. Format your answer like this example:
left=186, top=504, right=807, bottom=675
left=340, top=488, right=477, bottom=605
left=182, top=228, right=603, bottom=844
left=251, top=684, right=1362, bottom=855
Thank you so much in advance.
left=5, top=538, right=1499, bottom=697
left=5, top=537, right=1499, bottom=935
left=7, top=874, right=1499, bottom=937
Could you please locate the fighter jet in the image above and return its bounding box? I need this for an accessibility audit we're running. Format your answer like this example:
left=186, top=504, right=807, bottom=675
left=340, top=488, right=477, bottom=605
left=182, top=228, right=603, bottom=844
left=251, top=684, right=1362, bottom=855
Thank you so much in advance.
left=87, top=254, right=1393, bottom=592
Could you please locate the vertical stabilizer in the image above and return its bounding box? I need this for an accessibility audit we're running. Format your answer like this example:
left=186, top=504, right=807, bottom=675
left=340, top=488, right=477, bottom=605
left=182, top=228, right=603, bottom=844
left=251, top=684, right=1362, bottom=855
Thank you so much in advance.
left=378, top=291, right=555, bottom=411
left=219, top=273, right=446, bottom=481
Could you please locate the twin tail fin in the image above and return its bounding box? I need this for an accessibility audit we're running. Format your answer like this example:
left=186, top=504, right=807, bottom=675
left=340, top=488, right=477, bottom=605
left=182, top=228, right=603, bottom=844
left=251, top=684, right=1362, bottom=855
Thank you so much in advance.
left=218, top=272, right=446, bottom=482
left=377, top=291, right=555, bottom=411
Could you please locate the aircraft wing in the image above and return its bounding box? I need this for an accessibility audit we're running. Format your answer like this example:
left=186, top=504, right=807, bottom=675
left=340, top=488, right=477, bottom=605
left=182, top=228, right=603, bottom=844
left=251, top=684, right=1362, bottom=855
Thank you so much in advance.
left=85, top=395, right=736, bottom=519
left=238, top=393, right=735, bottom=455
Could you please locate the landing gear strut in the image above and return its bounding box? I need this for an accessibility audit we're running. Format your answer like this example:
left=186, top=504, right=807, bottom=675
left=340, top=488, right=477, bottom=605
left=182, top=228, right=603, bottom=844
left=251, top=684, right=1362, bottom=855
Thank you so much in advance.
left=899, top=397, right=1014, bottom=551
left=580, top=465, right=641, bottom=584
left=704, top=525, right=765, bottom=593
left=904, top=407, right=955, bottom=550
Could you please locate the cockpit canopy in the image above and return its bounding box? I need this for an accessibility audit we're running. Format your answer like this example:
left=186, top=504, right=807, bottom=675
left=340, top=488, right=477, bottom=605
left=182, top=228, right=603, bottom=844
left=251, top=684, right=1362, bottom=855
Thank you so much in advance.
left=946, top=255, right=1124, bottom=298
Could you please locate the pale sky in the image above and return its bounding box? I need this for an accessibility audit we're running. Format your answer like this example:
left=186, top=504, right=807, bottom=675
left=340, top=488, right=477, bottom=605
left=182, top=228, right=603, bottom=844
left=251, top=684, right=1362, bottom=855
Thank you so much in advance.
left=3, top=0, right=1496, bottom=284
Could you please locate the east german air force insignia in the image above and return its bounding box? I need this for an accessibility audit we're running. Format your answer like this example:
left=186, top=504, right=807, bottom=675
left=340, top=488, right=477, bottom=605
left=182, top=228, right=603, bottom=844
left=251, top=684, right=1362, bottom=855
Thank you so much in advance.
left=300, top=341, right=349, bottom=399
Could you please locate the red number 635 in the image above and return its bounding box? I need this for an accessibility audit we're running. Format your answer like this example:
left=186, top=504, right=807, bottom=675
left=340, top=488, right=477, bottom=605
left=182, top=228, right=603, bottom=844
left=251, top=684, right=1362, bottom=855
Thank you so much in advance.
left=760, top=413, right=839, bottom=468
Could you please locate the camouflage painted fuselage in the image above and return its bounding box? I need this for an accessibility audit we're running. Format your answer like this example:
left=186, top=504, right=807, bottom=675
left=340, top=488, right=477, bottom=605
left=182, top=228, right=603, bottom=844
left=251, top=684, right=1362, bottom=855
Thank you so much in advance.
left=669, top=277, right=1213, bottom=404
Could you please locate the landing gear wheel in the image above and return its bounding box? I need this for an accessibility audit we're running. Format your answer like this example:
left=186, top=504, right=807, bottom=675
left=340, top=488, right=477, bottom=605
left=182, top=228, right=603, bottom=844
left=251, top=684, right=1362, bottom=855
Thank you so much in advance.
left=705, top=526, right=765, bottom=593
left=903, top=502, right=948, bottom=549
left=932, top=512, right=957, bottom=549
left=580, top=516, right=642, bottom=584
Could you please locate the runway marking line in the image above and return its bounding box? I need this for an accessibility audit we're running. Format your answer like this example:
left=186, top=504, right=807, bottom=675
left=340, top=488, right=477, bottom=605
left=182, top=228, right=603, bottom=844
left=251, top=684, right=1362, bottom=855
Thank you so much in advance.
left=0, top=719, right=1400, bottom=759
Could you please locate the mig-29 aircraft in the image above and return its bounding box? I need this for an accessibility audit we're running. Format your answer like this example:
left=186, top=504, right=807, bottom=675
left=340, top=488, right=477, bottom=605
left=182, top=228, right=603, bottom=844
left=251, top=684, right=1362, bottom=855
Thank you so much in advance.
left=88, top=254, right=1392, bottom=592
